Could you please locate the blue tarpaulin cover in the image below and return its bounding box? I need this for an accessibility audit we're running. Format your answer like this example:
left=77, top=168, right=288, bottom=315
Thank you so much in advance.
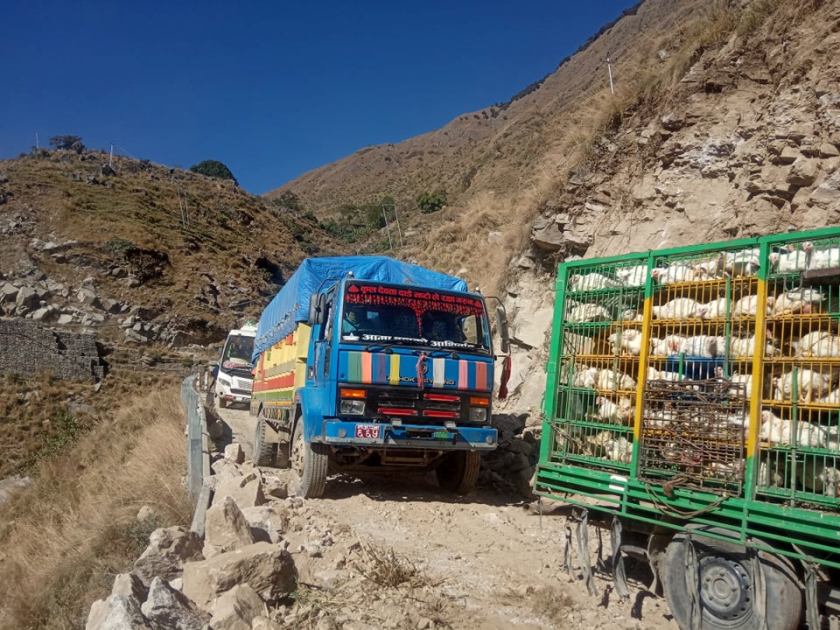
left=253, top=256, right=468, bottom=359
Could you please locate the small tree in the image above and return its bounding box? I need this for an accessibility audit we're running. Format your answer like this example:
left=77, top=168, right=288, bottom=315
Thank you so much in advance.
left=49, top=135, right=85, bottom=153
left=189, top=160, right=238, bottom=185
left=416, top=189, right=447, bottom=214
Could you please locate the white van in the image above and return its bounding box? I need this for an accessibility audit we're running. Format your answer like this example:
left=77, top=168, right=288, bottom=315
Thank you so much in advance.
left=214, top=323, right=257, bottom=408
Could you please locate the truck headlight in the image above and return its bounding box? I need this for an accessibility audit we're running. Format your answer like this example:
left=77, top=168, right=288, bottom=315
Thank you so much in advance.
left=469, top=407, right=487, bottom=422
left=340, top=400, right=365, bottom=415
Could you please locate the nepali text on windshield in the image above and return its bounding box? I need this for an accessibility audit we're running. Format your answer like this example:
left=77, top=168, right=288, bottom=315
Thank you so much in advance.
left=341, top=283, right=490, bottom=353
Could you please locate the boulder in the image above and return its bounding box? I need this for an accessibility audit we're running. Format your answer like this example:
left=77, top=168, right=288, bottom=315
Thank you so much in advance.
left=85, top=595, right=151, bottom=630
left=15, top=286, right=40, bottom=311
left=140, top=577, right=209, bottom=630
left=0, top=283, right=18, bottom=304
left=819, top=142, right=840, bottom=159
left=56, top=313, right=74, bottom=325
left=209, top=584, right=267, bottom=630
left=136, top=505, right=157, bottom=523
left=29, top=305, right=58, bottom=322
left=182, top=542, right=297, bottom=611
left=787, top=157, right=818, bottom=186
left=203, top=496, right=255, bottom=558
left=125, top=329, right=149, bottom=344
left=776, top=146, right=799, bottom=164
left=240, top=505, right=290, bottom=544
left=213, top=473, right=265, bottom=509
left=133, top=526, right=203, bottom=586
left=77, top=286, right=102, bottom=309
left=111, top=573, right=148, bottom=601
left=224, top=442, right=245, bottom=464
left=811, top=172, right=840, bottom=205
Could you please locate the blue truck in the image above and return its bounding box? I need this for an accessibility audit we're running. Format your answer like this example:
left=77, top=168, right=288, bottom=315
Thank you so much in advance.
left=249, top=256, right=510, bottom=497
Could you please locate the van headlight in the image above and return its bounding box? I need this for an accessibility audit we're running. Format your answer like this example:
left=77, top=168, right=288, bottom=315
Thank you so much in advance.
left=469, top=407, right=487, bottom=422
left=340, top=400, right=366, bottom=415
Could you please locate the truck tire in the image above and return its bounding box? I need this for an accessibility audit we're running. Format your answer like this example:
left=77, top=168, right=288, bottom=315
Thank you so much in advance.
left=290, top=422, right=328, bottom=498
left=436, top=451, right=480, bottom=495
left=253, top=413, right=277, bottom=467
left=661, top=533, right=802, bottom=630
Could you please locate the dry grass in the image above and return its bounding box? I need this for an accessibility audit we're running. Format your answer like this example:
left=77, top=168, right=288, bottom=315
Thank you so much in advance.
left=354, top=543, right=439, bottom=589
left=0, top=387, right=192, bottom=630
left=500, top=585, right=577, bottom=626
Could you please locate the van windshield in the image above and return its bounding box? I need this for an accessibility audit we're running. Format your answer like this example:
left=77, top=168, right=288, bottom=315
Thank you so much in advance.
left=222, top=334, right=254, bottom=369
left=341, top=282, right=490, bottom=353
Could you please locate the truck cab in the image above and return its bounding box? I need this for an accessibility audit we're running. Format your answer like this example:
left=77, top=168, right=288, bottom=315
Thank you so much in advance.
left=214, top=324, right=256, bottom=408
left=250, top=257, right=509, bottom=498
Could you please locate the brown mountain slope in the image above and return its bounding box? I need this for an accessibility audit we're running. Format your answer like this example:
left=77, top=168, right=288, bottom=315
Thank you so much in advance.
left=0, top=150, right=333, bottom=347
left=268, top=0, right=760, bottom=291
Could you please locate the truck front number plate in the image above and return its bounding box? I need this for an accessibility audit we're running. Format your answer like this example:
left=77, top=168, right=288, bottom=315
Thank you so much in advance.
left=355, top=424, right=381, bottom=439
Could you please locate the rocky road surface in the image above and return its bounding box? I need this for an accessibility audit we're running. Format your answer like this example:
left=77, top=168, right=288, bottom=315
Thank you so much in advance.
left=212, top=401, right=678, bottom=629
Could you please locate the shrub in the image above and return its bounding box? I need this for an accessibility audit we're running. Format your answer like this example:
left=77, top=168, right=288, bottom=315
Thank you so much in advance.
left=272, top=191, right=301, bottom=212
left=49, top=135, right=85, bottom=153
left=417, top=190, right=447, bottom=214
left=189, top=160, right=238, bottom=184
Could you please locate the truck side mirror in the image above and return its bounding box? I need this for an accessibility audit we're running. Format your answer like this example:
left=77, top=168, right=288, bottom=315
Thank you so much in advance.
left=308, top=294, right=321, bottom=325
left=496, top=305, right=510, bottom=355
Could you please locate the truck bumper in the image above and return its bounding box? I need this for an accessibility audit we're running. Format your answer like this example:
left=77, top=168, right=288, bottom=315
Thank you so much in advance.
left=320, top=421, right=497, bottom=451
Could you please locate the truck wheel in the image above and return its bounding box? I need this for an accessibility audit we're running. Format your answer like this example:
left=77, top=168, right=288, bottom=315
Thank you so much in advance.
left=436, top=451, right=480, bottom=495
left=253, top=413, right=277, bottom=467
left=290, top=422, right=328, bottom=498
left=661, top=533, right=802, bottom=630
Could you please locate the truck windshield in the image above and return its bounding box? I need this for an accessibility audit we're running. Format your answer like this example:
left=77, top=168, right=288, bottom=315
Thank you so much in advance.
left=341, top=282, right=491, bottom=353
left=221, top=335, right=254, bottom=370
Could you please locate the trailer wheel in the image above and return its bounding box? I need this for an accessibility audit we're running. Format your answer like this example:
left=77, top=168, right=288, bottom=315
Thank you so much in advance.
left=436, top=451, right=480, bottom=495
left=290, top=422, right=328, bottom=498
left=253, top=412, right=277, bottom=467
left=661, top=533, right=802, bottom=630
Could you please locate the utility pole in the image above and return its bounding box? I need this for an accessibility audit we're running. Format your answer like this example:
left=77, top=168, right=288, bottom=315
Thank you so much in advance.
left=382, top=207, right=394, bottom=252
left=606, top=54, right=615, bottom=95
left=109, top=144, right=114, bottom=168
left=35, top=132, right=39, bottom=149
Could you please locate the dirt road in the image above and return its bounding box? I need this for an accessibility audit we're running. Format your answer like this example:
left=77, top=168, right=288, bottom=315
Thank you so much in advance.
left=213, top=401, right=678, bottom=629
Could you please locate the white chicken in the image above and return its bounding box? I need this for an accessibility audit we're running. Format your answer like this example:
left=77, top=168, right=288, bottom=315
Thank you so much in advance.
left=702, top=297, right=729, bottom=319
left=728, top=372, right=753, bottom=398
left=723, top=249, right=761, bottom=277
left=619, top=308, right=644, bottom=322
left=597, top=368, right=637, bottom=391
left=609, top=329, right=643, bottom=356
left=771, top=288, right=823, bottom=316
left=652, top=298, right=706, bottom=319
left=651, top=265, right=698, bottom=285
left=647, top=367, right=681, bottom=382
left=732, top=294, right=774, bottom=317
left=595, top=396, right=634, bottom=424
left=729, top=334, right=779, bottom=358
left=757, top=459, right=784, bottom=488
left=807, top=243, right=840, bottom=270
left=773, top=369, right=835, bottom=403
left=818, top=388, right=839, bottom=405
left=567, top=303, right=611, bottom=323
left=799, top=463, right=840, bottom=498
left=769, top=243, right=811, bottom=273
left=693, top=253, right=725, bottom=280
left=568, top=272, right=623, bottom=291
left=571, top=366, right=599, bottom=388
left=650, top=335, right=688, bottom=357
left=759, top=409, right=827, bottom=448
left=795, top=331, right=840, bottom=358
left=563, top=332, right=595, bottom=356
left=615, top=265, right=648, bottom=287
left=683, top=335, right=725, bottom=357
left=605, top=437, right=633, bottom=464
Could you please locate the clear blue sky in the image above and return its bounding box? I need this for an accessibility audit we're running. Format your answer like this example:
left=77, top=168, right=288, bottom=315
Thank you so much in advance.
left=0, top=1, right=638, bottom=194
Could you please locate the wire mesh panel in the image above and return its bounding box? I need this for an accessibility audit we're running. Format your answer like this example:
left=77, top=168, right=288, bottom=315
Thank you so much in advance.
left=639, top=379, right=747, bottom=491
left=550, top=256, right=648, bottom=472
left=759, top=233, right=840, bottom=509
